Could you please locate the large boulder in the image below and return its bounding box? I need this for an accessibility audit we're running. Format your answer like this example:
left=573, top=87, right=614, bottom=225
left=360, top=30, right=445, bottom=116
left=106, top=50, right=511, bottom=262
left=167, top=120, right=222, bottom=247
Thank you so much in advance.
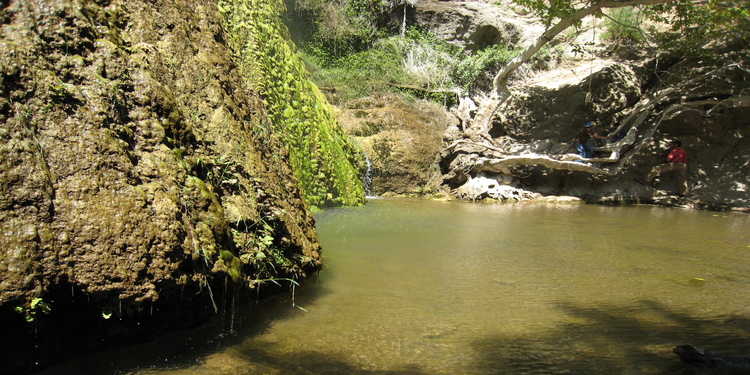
left=337, top=94, right=454, bottom=196
left=0, top=0, right=321, bottom=372
left=416, top=0, right=542, bottom=51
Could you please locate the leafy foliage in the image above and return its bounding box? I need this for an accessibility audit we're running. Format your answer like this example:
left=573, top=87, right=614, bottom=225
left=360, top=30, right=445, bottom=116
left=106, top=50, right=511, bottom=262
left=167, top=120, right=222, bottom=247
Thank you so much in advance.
left=304, top=26, right=529, bottom=102
left=305, top=28, right=461, bottom=102
left=643, top=0, right=750, bottom=53
left=510, top=0, right=579, bottom=27
left=219, top=0, right=366, bottom=208
left=304, top=39, right=407, bottom=101
left=288, top=0, right=391, bottom=59
left=601, top=7, right=646, bottom=43
left=14, top=298, right=51, bottom=323
left=511, top=0, right=749, bottom=53
left=453, top=44, right=521, bottom=91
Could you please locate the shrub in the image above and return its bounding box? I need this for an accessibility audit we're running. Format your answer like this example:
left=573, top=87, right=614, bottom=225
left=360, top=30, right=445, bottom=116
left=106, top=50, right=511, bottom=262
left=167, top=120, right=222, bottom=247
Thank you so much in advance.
left=601, top=7, right=646, bottom=43
left=304, top=28, right=460, bottom=103
left=289, top=0, right=390, bottom=60
left=452, top=44, right=520, bottom=92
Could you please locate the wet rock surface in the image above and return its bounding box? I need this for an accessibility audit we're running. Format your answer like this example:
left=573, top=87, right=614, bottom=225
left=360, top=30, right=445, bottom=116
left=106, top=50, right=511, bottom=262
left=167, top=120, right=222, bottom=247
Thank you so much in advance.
left=337, top=94, right=451, bottom=197
left=0, top=0, right=320, bottom=372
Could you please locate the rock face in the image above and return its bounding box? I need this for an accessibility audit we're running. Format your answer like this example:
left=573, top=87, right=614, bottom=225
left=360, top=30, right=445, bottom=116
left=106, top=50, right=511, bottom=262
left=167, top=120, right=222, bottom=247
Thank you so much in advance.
left=416, top=1, right=750, bottom=210
left=0, top=0, right=321, bottom=372
left=337, top=94, right=452, bottom=196
left=416, top=0, right=542, bottom=52
left=442, top=50, right=750, bottom=209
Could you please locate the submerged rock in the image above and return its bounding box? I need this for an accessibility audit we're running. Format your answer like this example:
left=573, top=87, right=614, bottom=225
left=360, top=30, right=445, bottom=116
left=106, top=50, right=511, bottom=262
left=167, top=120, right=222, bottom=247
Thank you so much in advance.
left=674, top=345, right=750, bottom=370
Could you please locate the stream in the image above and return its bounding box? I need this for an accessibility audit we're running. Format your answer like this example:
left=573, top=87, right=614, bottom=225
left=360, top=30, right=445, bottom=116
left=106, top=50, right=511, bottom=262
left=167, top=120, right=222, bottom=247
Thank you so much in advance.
left=40, top=198, right=750, bottom=374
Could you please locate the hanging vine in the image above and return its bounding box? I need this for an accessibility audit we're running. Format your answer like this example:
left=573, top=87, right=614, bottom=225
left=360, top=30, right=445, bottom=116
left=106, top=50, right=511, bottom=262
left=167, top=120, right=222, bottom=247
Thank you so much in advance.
left=218, top=0, right=366, bottom=208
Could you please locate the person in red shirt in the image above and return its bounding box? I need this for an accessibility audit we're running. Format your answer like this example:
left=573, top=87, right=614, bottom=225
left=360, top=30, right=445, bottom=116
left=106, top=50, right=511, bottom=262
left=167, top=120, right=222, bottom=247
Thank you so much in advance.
left=635, top=140, right=688, bottom=196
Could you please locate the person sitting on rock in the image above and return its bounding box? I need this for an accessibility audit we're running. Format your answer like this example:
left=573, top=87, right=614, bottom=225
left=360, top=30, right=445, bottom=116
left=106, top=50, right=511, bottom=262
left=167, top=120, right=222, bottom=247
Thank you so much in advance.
left=571, top=121, right=612, bottom=159
left=634, top=140, right=688, bottom=196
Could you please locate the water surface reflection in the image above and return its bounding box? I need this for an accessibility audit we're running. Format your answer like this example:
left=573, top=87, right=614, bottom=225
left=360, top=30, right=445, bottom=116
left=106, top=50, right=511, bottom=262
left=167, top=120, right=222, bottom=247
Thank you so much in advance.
left=42, top=199, right=750, bottom=374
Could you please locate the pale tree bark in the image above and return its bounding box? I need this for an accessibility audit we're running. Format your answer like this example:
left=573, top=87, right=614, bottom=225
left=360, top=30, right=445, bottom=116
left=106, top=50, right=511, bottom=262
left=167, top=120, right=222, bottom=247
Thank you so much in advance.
left=469, top=0, right=678, bottom=135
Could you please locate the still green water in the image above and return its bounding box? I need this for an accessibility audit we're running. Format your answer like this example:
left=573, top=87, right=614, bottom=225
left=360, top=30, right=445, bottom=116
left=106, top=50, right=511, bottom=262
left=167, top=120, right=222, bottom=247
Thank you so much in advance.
left=45, top=198, right=750, bottom=374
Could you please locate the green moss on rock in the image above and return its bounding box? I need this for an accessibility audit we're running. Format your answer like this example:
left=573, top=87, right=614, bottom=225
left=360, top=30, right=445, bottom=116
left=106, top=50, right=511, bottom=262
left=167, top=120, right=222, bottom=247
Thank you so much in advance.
left=219, top=0, right=366, bottom=208
left=0, top=0, right=325, bottom=371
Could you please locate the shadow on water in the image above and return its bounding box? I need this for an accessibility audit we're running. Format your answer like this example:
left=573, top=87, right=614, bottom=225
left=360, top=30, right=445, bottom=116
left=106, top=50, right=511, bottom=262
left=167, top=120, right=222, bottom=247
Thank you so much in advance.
left=108, top=298, right=750, bottom=375
left=204, top=276, right=433, bottom=375
left=224, top=350, right=430, bottom=375
left=35, top=276, right=340, bottom=375
left=46, top=276, right=431, bottom=375
left=470, top=299, right=750, bottom=375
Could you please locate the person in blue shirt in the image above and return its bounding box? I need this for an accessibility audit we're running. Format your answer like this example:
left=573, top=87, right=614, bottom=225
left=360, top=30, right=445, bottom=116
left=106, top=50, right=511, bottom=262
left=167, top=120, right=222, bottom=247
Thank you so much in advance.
left=571, top=121, right=612, bottom=158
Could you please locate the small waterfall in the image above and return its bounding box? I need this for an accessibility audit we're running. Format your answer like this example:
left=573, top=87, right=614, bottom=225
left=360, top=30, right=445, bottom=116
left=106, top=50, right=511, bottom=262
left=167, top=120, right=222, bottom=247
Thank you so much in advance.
left=364, top=154, right=374, bottom=198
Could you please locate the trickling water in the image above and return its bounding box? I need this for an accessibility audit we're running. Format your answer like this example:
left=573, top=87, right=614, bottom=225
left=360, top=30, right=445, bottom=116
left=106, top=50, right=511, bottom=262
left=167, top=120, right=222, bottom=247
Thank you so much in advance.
left=40, top=199, right=750, bottom=375
left=363, top=154, right=373, bottom=197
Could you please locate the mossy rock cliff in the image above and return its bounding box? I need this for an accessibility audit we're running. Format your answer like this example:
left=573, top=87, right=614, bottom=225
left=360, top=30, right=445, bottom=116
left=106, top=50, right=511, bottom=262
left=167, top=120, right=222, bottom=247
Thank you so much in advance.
left=0, top=0, right=348, bottom=372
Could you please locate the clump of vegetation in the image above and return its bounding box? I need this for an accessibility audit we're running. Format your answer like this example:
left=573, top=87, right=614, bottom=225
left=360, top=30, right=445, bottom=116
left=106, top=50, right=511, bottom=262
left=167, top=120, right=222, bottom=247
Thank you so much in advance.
left=304, top=29, right=458, bottom=102
left=175, top=149, right=312, bottom=300
left=453, top=44, right=521, bottom=92
left=289, top=0, right=389, bottom=57
left=601, top=7, right=646, bottom=43
left=303, top=26, right=527, bottom=103
left=644, top=1, right=750, bottom=55
left=303, top=37, right=408, bottom=102
left=14, top=297, right=51, bottom=323
left=218, top=0, right=366, bottom=208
